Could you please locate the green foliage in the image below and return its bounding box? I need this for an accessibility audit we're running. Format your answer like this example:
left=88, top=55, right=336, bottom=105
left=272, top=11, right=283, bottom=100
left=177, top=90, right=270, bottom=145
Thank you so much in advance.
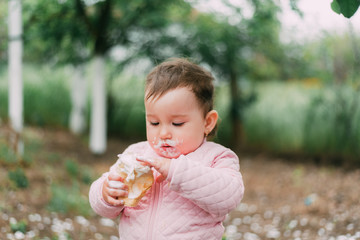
left=331, top=0, right=360, bottom=18
left=80, top=168, right=93, bottom=185
left=0, top=64, right=72, bottom=127
left=8, top=168, right=29, bottom=189
left=244, top=82, right=309, bottom=152
left=65, top=159, right=79, bottom=178
left=212, top=85, right=232, bottom=146
left=48, top=183, right=91, bottom=216
left=65, top=158, right=94, bottom=184
left=0, top=135, right=35, bottom=167
left=10, top=219, right=28, bottom=233
left=23, top=0, right=89, bottom=64
left=281, top=33, right=360, bottom=84
left=108, top=73, right=146, bottom=139
left=23, top=0, right=192, bottom=65
left=0, top=145, right=18, bottom=165
left=243, top=81, right=360, bottom=165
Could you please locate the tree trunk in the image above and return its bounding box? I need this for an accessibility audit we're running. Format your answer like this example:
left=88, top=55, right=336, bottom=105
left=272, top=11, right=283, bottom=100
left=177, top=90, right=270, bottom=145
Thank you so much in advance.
left=8, top=0, right=23, bottom=155
left=229, top=71, right=242, bottom=152
left=70, top=64, right=87, bottom=135
left=89, top=56, right=107, bottom=154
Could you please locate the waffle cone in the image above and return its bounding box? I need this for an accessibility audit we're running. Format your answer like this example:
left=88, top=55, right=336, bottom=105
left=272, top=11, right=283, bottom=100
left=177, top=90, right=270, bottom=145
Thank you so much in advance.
left=116, top=163, right=154, bottom=207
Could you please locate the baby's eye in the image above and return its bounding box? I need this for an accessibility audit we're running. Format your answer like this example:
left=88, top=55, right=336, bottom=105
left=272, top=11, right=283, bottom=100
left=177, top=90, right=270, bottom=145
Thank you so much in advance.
left=172, top=122, right=184, bottom=126
left=150, top=122, right=159, bottom=126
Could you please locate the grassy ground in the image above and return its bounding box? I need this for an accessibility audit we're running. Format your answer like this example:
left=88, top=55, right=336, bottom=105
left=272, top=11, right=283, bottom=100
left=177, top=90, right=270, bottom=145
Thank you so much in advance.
left=0, top=126, right=359, bottom=240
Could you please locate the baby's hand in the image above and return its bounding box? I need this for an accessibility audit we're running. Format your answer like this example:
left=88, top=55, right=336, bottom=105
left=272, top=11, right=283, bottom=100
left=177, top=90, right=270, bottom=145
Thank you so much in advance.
left=102, top=172, right=128, bottom=206
left=137, top=156, right=171, bottom=183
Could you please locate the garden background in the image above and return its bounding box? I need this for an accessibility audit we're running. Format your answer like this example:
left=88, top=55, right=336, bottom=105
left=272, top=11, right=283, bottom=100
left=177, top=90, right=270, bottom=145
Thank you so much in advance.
left=1, top=0, right=360, bottom=239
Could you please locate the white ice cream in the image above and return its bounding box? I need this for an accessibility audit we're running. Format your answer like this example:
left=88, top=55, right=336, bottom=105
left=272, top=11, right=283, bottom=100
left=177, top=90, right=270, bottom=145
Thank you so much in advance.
left=117, top=153, right=151, bottom=182
left=128, top=184, right=140, bottom=199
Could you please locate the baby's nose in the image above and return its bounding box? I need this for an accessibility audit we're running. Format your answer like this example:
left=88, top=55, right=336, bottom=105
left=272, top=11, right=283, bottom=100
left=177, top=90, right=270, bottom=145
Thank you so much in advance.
left=159, top=126, right=171, bottom=139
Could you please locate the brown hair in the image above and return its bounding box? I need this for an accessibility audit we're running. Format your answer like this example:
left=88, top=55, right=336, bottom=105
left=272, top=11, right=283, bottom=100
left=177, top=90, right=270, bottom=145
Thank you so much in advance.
left=145, top=58, right=217, bottom=137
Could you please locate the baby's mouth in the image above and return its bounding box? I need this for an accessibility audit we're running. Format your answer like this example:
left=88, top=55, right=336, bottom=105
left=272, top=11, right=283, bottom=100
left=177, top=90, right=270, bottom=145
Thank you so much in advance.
left=154, top=139, right=176, bottom=149
left=152, top=139, right=182, bottom=157
left=160, top=144, right=173, bottom=150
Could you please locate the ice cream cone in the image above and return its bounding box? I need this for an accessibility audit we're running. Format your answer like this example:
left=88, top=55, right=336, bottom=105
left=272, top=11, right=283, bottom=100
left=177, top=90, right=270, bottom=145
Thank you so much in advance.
left=115, top=154, right=154, bottom=207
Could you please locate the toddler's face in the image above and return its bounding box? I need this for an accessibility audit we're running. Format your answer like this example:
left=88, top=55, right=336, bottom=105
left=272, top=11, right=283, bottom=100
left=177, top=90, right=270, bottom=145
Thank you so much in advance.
left=145, top=87, right=207, bottom=158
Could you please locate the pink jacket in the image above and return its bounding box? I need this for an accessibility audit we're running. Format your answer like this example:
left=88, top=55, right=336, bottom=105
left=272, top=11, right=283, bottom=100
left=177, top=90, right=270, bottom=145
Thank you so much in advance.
left=89, top=141, right=244, bottom=240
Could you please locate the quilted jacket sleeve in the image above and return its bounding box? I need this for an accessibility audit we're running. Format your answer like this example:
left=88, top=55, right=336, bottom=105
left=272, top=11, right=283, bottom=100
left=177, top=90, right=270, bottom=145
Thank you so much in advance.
left=166, top=143, right=244, bottom=218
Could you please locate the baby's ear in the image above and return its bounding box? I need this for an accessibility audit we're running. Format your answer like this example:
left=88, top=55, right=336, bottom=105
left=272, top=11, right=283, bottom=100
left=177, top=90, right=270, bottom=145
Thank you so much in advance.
left=204, top=110, right=218, bottom=136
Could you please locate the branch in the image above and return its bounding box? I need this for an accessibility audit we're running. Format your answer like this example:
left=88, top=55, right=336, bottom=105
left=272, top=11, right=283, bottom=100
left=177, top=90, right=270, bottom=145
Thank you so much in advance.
left=94, top=0, right=112, bottom=54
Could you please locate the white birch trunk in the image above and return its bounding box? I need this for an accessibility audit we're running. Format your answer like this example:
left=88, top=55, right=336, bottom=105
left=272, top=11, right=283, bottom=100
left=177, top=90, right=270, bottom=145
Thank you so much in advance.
left=8, top=0, right=23, bottom=155
left=70, top=64, right=87, bottom=135
left=89, top=56, right=107, bottom=154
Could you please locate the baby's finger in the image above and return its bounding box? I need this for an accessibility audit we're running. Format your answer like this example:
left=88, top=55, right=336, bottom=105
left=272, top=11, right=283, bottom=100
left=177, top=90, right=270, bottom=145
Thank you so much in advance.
left=109, top=188, right=128, bottom=198
left=108, top=172, right=125, bottom=182
left=108, top=180, right=126, bottom=189
left=155, top=174, right=166, bottom=183
left=105, top=185, right=128, bottom=197
left=102, top=188, right=125, bottom=206
left=106, top=196, right=125, bottom=207
left=137, top=156, right=170, bottom=179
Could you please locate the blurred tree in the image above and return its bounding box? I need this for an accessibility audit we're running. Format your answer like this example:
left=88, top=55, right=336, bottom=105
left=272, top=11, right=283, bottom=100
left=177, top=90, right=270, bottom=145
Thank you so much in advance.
left=8, top=0, right=24, bottom=156
left=23, top=1, right=91, bottom=136
left=23, top=0, right=192, bottom=154
left=187, top=14, right=250, bottom=150
left=182, top=0, right=283, bottom=150
left=70, top=64, right=87, bottom=135
left=23, top=0, right=92, bottom=136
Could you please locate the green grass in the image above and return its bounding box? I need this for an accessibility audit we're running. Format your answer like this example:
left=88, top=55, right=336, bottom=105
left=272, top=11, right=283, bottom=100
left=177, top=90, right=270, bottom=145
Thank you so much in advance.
left=8, top=168, right=29, bottom=189
left=10, top=219, right=28, bottom=234
left=0, top=145, right=18, bottom=165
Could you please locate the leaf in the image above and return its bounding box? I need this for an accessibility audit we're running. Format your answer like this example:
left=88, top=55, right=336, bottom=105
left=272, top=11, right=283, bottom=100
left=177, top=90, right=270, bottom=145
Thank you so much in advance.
left=331, top=0, right=341, bottom=14
left=337, top=0, right=360, bottom=18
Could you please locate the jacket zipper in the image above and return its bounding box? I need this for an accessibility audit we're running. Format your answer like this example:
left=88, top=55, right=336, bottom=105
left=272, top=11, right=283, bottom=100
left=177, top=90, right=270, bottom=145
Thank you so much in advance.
left=147, top=181, right=160, bottom=239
